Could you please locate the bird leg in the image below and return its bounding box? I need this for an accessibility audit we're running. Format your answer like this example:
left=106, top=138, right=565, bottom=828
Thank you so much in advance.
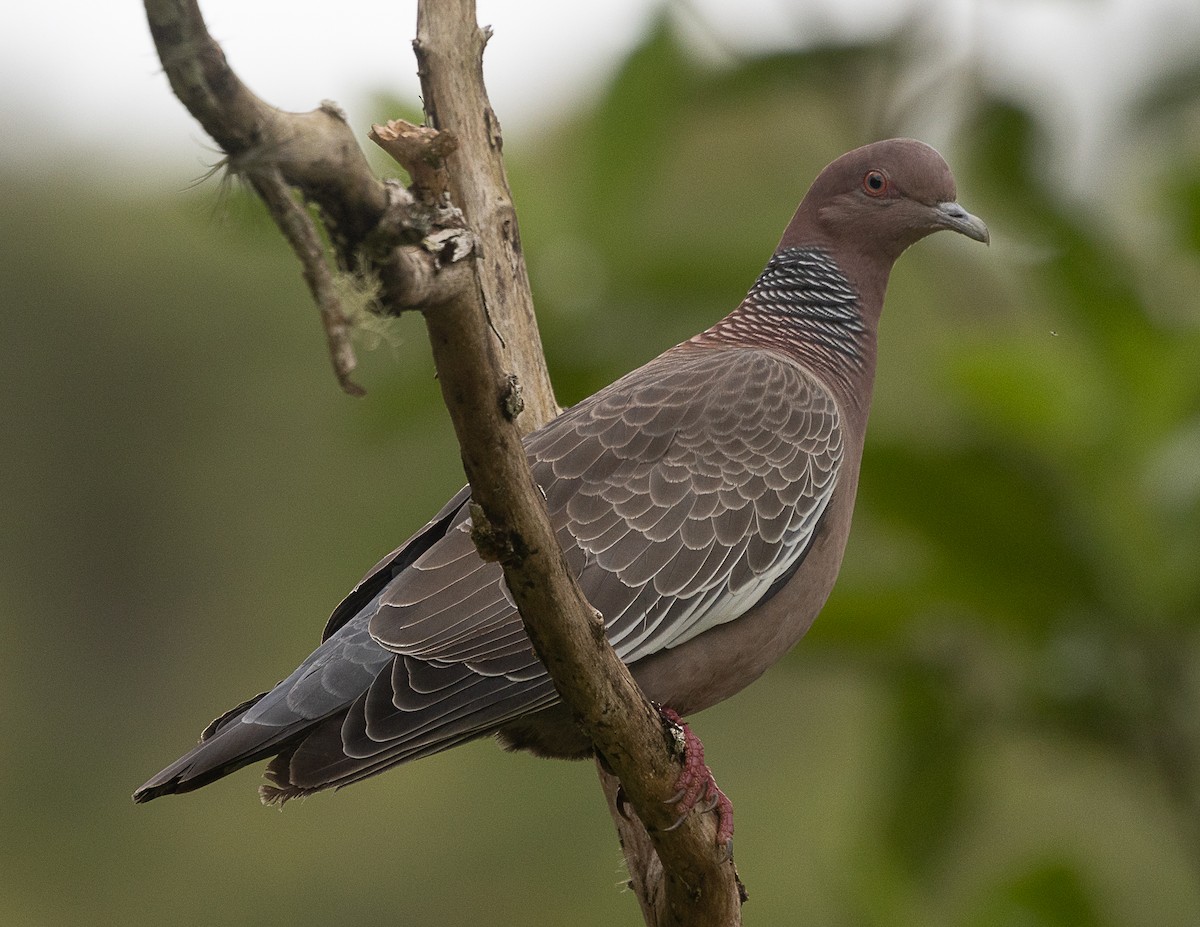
left=659, top=707, right=734, bottom=851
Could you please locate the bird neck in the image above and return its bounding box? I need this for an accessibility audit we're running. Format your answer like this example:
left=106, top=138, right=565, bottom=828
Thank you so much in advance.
left=696, top=247, right=883, bottom=410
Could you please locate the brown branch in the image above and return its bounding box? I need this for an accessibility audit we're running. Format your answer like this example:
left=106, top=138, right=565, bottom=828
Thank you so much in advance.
left=598, top=760, right=668, bottom=920
left=400, top=2, right=744, bottom=924
left=413, top=0, right=560, bottom=429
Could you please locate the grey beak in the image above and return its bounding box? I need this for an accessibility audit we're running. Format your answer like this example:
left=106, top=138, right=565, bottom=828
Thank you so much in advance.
left=933, top=201, right=990, bottom=244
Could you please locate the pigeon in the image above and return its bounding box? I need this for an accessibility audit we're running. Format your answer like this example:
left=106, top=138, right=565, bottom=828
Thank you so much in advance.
left=134, top=139, right=988, bottom=826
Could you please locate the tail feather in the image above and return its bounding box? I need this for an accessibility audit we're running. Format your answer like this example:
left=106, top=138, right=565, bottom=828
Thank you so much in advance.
left=200, top=691, right=268, bottom=739
left=132, top=696, right=315, bottom=803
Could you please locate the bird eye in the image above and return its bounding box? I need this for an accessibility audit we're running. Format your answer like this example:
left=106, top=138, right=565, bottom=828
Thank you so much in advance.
left=863, top=170, right=888, bottom=196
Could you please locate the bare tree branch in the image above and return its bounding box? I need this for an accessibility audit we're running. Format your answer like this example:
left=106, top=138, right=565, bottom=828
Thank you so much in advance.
left=412, top=1, right=560, bottom=429
left=380, top=9, right=745, bottom=922
left=250, top=166, right=363, bottom=395
left=144, top=0, right=744, bottom=921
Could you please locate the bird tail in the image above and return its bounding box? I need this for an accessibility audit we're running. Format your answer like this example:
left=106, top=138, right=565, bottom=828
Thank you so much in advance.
left=132, top=693, right=313, bottom=803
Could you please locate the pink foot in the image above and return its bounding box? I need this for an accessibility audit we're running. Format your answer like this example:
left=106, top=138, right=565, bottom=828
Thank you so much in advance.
left=660, top=707, right=734, bottom=850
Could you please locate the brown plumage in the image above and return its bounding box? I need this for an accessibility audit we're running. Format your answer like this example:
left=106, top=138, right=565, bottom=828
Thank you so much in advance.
left=134, top=138, right=988, bottom=805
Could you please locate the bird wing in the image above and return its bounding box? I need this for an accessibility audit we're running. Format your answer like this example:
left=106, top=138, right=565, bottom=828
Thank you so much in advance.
left=538, top=345, right=843, bottom=663
left=372, top=344, right=842, bottom=661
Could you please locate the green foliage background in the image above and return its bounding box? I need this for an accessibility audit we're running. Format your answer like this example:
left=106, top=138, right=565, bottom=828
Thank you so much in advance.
left=2, top=12, right=1198, bottom=926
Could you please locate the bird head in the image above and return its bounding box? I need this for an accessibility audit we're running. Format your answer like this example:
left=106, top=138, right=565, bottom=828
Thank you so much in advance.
left=785, top=138, right=989, bottom=263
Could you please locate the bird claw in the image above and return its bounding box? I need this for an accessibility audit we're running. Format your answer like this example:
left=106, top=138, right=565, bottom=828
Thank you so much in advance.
left=698, top=792, right=722, bottom=814
left=659, top=706, right=735, bottom=848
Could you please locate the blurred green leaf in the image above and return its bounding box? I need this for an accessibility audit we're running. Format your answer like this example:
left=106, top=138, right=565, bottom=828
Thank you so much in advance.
left=860, top=440, right=1096, bottom=634
left=880, top=658, right=972, bottom=875
left=968, top=861, right=1104, bottom=927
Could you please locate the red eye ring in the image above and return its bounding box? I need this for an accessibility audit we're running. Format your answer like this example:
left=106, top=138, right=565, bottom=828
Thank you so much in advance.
left=863, top=170, right=888, bottom=196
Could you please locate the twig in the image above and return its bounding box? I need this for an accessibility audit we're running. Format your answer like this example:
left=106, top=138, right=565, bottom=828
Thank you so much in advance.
left=370, top=119, right=457, bottom=203
left=251, top=167, right=363, bottom=395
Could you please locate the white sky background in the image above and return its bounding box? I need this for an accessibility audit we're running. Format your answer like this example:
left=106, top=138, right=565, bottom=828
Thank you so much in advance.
left=1, top=0, right=1198, bottom=181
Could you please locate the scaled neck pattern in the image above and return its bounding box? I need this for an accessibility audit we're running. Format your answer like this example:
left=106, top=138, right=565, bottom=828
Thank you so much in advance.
left=694, top=247, right=869, bottom=401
